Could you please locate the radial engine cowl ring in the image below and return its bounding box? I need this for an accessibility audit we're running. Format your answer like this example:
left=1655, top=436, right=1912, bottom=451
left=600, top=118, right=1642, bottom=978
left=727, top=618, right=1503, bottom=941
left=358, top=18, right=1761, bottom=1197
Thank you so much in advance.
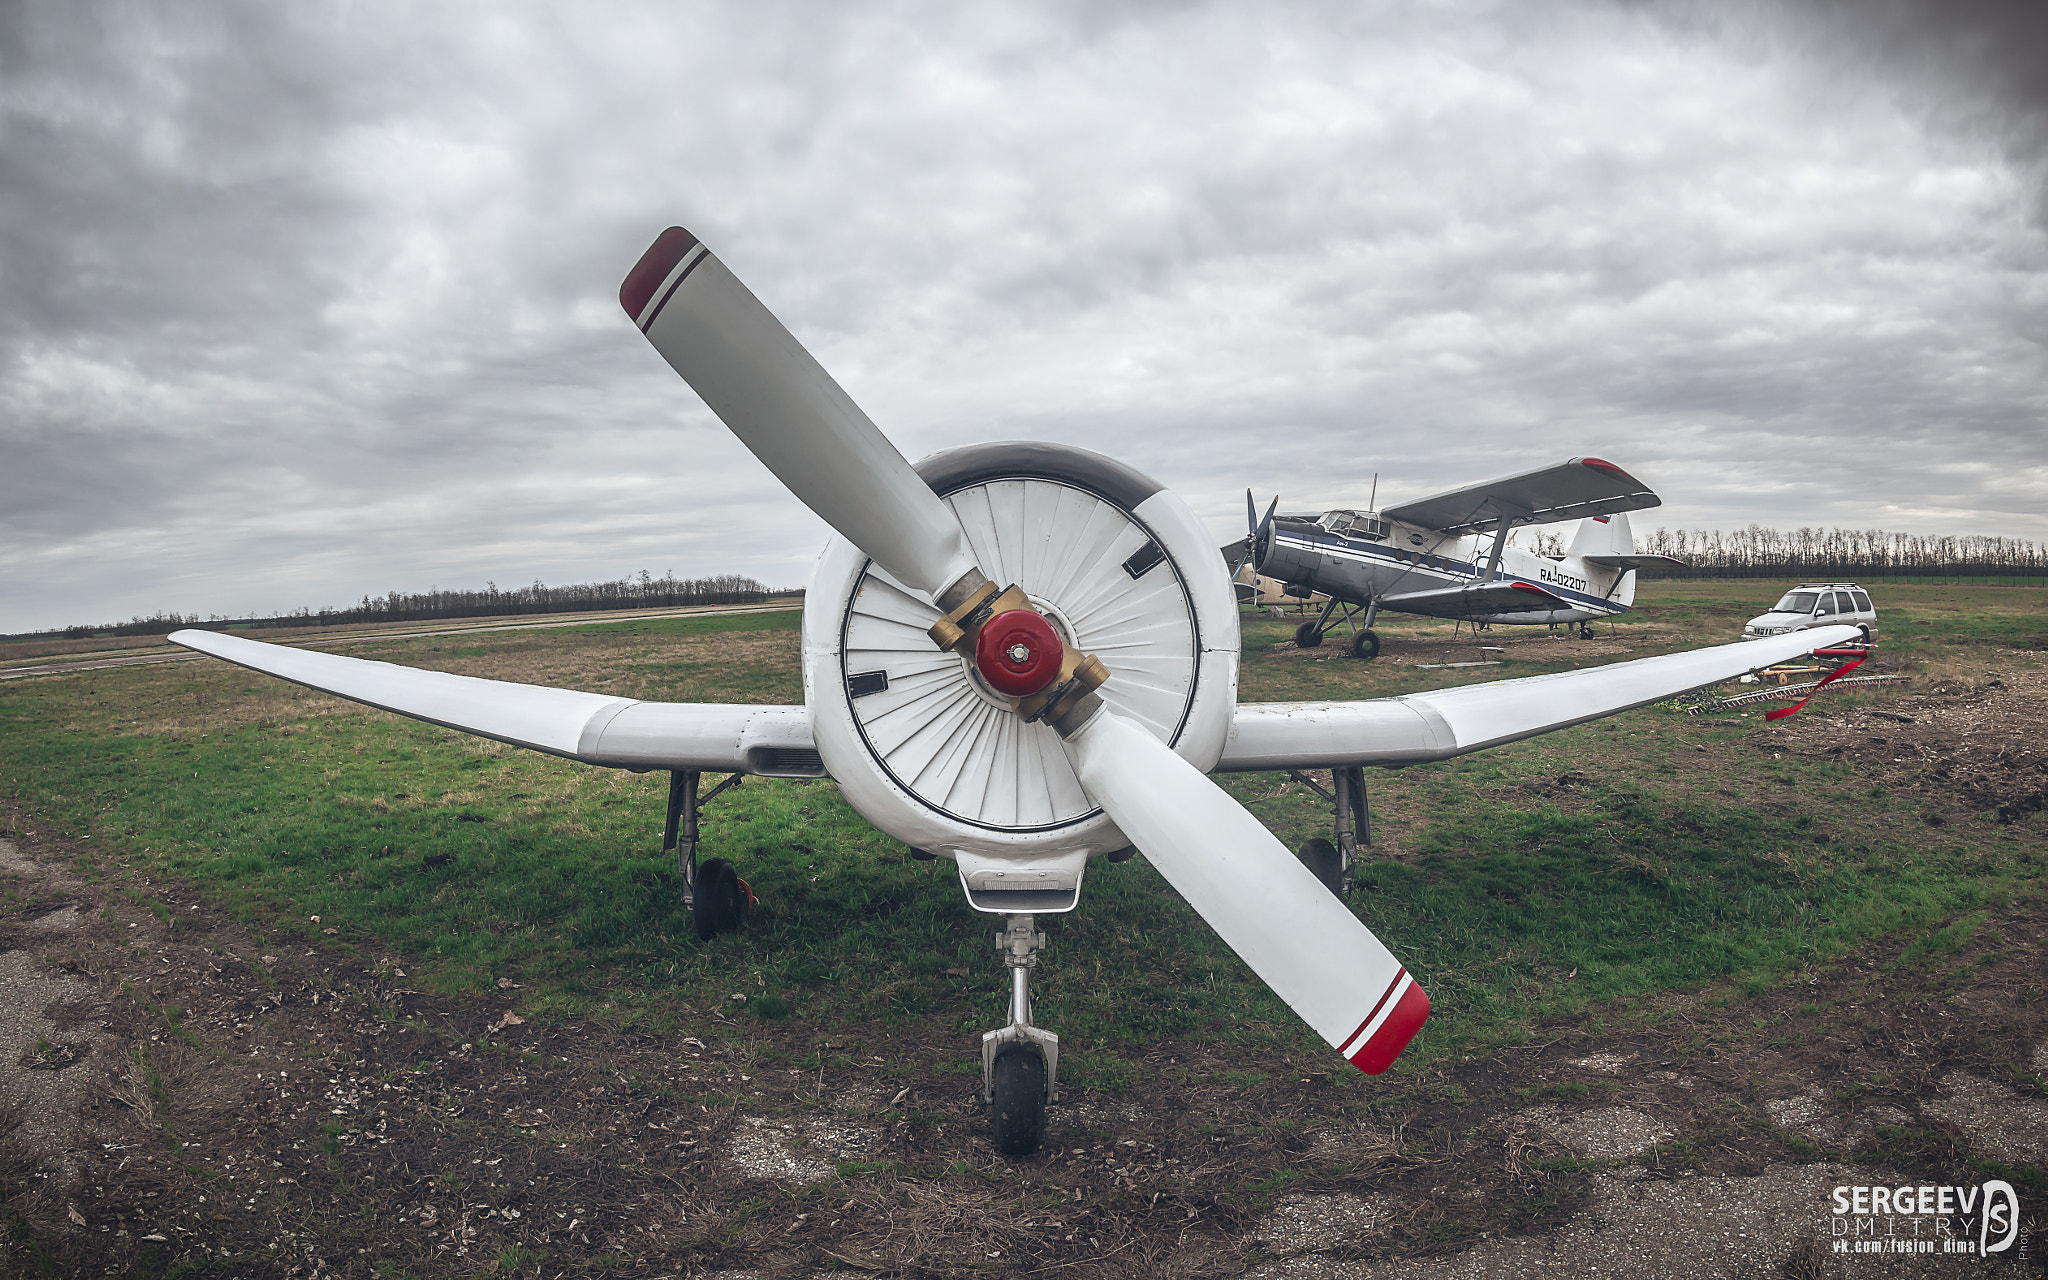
left=803, top=439, right=1241, bottom=860
left=975, top=609, right=1064, bottom=697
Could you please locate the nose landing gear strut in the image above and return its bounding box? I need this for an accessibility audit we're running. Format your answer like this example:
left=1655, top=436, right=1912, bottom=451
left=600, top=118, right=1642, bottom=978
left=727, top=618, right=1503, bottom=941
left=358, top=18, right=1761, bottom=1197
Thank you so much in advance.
left=982, top=915, right=1059, bottom=1154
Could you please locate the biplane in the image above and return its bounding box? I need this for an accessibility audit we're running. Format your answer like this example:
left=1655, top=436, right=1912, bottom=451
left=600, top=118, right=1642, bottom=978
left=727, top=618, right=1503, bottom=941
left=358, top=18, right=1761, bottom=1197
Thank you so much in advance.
left=1233, top=461, right=1688, bottom=657
left=171, top=228, right=1857, bottom=1155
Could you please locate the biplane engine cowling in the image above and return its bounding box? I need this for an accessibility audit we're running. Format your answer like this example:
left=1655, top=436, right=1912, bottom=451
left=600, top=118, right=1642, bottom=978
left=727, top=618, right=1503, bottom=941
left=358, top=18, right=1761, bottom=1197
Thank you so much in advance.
left=802, top=442, right=1241, bottom=875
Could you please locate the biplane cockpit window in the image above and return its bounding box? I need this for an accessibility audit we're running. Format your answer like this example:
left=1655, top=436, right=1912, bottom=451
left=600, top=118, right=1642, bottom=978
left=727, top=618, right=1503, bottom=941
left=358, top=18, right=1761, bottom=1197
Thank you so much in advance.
left=1316, top=510, right=1390, bottom=542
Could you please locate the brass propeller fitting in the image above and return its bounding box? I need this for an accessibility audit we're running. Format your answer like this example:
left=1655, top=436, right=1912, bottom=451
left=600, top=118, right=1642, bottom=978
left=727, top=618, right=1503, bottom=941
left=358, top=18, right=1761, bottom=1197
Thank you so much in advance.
left=928, top=575, right=1109, bottom=726
left=928, top=579, right=1026, bottom=655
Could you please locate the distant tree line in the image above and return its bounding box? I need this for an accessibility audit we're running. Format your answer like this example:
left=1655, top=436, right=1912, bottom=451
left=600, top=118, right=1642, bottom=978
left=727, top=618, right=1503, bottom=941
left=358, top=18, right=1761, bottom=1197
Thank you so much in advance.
left=48, top=571, right=792, bottom=639
left=260, top=570, right=780, bottom=627
left=1515, top=525, right=2044, bottom=583
left=1634, top=526, right=2044, bottom=583
left=68, top=613, right=220, bottom=639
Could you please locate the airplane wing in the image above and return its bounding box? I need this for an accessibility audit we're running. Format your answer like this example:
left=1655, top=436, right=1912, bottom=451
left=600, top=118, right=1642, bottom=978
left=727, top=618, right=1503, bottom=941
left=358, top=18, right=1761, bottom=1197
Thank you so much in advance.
left=1380, top=458, right=1660, bottom=536
left=1581, top=553, right=1689, bottom=569
left=167, top=629, right=822, bottom=776
left=1376, top=578, right=1571, bottom=619
left=1216, top=625, right=1862, bottom=770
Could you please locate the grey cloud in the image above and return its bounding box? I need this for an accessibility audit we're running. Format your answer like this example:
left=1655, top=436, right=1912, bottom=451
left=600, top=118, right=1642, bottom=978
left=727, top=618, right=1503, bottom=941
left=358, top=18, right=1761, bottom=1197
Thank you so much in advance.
left=4, top=0, right=2045, bottom=632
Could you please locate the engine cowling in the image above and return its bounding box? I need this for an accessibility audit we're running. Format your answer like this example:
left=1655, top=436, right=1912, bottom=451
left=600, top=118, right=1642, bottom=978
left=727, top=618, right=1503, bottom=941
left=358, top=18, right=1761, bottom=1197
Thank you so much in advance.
left=802, top=442, right=1240, bottom=905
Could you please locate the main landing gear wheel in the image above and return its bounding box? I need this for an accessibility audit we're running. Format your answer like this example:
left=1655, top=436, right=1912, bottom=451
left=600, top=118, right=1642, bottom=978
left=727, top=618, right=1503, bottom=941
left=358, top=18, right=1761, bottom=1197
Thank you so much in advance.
left=1294, top=837, right=1343, bottom=897
left=693, top=858, right=749, bottom=941
left=1350, top=629, right=1381, bottom=660
left=989, top=1042, right=1047, bottom=1155
left=1294, top=621, right=1324, bottom=649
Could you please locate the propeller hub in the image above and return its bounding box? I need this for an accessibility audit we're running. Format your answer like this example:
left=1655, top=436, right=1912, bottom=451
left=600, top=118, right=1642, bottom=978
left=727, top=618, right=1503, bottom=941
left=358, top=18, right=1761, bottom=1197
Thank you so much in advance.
left=974, top=609, right=1064, bottom=697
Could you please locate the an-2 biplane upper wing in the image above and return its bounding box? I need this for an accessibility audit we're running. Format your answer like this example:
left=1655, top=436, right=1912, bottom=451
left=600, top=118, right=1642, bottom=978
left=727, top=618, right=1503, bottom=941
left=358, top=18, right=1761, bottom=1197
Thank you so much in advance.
left=1215, top=626, right=1861, bottom=771
left=1379, top=457, right=1660, bottom=536
left=167, top=629, right=821, bottom=777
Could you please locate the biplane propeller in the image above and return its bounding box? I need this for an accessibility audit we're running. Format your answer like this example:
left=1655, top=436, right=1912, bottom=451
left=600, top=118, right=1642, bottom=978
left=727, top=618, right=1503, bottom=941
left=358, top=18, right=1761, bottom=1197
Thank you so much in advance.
left=171, top=228, right=1859, bottom=1156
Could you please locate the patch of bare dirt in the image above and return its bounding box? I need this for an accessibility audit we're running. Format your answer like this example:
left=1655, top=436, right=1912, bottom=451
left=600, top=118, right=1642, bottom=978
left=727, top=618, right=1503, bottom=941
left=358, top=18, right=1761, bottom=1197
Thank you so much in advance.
left=1750, top=648, right=2048, bottom=823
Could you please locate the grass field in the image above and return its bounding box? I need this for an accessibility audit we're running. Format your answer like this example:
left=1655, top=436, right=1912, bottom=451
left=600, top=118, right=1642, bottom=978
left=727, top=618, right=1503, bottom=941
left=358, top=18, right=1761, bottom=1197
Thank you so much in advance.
left=3, top=583, right=2042, bottom=1085
left=2, top=580, right=2044, bottom=1276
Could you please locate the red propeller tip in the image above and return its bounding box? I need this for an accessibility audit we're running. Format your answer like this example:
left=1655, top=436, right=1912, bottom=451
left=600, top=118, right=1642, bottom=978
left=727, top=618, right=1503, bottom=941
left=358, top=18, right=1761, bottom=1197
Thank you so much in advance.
left=1341, top=971, right=1430, bottom=1075
left=620, top=226, right=702, bottom=324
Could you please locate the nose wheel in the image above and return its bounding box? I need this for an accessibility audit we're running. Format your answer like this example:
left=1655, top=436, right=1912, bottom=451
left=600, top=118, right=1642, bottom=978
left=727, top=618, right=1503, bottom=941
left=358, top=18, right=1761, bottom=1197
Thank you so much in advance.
left=989, top=1042, right=1047, bottom=1155
left=981, top=915, right=1059, bottom=1155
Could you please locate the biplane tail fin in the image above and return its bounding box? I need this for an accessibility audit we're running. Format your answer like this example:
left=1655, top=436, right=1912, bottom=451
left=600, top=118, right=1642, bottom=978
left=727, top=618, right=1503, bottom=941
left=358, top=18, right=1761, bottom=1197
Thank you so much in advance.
left=1566, top=510, right=1634, bottom=559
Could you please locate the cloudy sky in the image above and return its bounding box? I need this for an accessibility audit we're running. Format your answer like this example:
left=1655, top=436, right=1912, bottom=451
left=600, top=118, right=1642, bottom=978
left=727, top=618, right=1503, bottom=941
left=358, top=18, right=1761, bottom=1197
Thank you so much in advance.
left=3, top=0, right=2044, bottom=633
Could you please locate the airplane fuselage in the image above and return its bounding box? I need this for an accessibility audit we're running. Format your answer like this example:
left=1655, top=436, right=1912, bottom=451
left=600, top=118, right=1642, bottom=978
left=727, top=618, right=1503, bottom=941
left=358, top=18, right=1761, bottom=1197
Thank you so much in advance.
left=1257, top=517, right=1633, bottom=625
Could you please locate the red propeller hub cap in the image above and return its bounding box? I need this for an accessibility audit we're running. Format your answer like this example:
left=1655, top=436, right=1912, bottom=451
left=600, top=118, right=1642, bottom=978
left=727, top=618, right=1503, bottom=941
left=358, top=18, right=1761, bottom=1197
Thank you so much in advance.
left=974, top=609, right=1065, bottom=697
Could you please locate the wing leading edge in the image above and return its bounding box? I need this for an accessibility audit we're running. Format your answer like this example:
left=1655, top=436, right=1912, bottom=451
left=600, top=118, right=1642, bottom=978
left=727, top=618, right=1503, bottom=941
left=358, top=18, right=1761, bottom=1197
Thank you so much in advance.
left=1217, top=626, right=1862, bottom=771
left=167, top=629, right=820, bottom=776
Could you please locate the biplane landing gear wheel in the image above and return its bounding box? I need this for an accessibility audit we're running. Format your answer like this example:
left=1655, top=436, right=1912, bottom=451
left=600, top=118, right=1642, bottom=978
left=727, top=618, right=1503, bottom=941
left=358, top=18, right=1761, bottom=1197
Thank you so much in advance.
left=1294, top=621, right=1324, bottom=648
left=989, top=1042, right=1048, bottom=1155
left=1295, top=837, right=1343, bottom=897
left=1350, top=629, right=1381, bottom=660
left=693, top=858, right=748, bottom=941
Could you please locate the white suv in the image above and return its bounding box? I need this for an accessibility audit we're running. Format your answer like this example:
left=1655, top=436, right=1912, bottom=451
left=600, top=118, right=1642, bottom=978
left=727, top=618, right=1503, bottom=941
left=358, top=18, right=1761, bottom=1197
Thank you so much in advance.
left=1742, top=582, right=1877, bottom=642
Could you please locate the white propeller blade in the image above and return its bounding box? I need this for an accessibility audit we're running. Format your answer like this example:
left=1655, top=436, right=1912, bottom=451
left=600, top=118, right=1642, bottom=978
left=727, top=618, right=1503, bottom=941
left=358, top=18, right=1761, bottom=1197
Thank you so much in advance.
left=622, top=227, right=979, bottom=603
left=1062, top=705, right=1428, bottom=1074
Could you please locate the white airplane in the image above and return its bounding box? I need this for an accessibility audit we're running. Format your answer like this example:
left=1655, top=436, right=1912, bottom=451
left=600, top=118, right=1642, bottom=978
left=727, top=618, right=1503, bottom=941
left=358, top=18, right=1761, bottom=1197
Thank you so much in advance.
left=1233, top=461, right=1687, bottom=657
left=169, top=228, right=1857, bottom=1156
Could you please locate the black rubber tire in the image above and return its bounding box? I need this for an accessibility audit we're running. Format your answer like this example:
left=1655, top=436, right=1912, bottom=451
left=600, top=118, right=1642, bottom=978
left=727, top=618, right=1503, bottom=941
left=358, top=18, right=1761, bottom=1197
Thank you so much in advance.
left=693, top=858, right=743, bottom=941
left=989, top=1043, right=1047, bottom=1156
left=1857, top=625, right=1872, bottom=644
left=1350, top=629, right=1381, bottom=660
left=1294, top=621, right=1324, bottom=648
left=1295, top=837, right=1343, bottom=897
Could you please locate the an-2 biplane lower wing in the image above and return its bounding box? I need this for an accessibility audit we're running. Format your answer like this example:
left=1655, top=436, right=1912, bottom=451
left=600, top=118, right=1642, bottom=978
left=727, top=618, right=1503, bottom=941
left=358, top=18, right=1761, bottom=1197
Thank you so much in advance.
left=1375, top=578, right=1571, bottom=620
left=1379, top=457, right=1660, bottom=536
left=167, top=629, right=820, bottom=777
left=1215, top=626, right=1863, bottom=771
